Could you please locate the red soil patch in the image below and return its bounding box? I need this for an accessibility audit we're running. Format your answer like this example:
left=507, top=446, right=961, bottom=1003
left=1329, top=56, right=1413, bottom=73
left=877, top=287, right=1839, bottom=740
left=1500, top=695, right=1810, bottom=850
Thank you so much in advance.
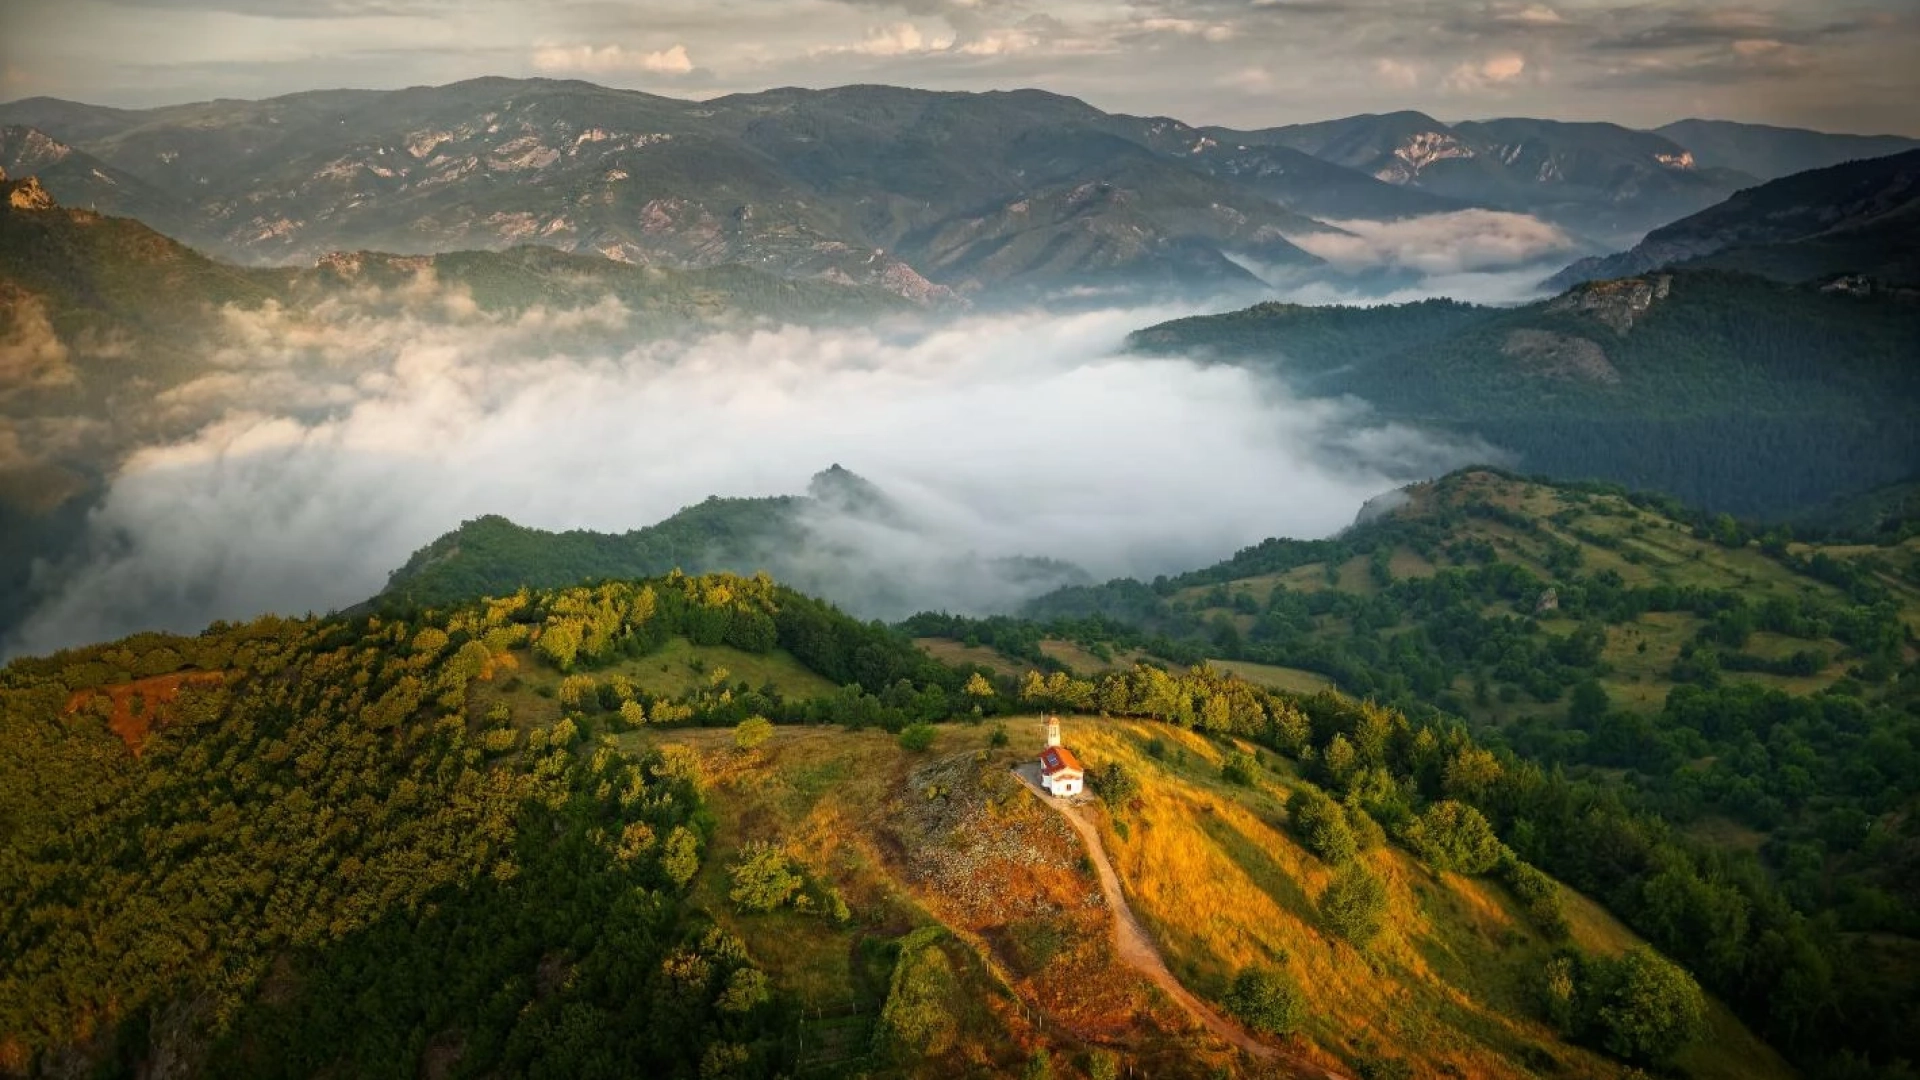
left=64, top=670, right=227, bottom=754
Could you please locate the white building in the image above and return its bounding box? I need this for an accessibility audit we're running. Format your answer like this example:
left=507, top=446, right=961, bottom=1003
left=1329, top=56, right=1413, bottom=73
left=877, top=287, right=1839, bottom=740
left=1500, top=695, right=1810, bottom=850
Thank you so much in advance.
left=1039, top=716, right=1084, bottom=797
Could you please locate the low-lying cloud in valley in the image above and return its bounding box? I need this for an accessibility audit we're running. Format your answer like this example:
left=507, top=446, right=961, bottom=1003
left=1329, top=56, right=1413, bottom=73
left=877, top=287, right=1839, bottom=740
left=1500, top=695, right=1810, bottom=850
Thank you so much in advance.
left=10, top=283, right=1495, bottom=655
left=1250, top=210, right=1584, bottom=305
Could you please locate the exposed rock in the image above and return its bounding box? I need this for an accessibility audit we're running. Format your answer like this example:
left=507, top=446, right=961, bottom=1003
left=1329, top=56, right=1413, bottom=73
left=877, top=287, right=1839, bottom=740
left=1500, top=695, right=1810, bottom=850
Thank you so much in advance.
left=1545, top=274, right=1671, bottom=334
left=1535, top=587, right=1559, bottom=615
left=6, top=176, right=55, bottom=211
left=1501, top=328, right=1620, bottom=383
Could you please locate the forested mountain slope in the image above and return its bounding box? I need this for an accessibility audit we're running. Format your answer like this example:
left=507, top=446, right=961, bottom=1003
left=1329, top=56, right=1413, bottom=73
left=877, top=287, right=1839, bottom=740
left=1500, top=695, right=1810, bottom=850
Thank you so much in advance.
left=376, top=465, right=1091, bottom=620
left=1130, top=271, right=1920, bottom=518
left=2, top=568, right=1794, bottom=1079
left=913, top=468, right=1920, bottom=1075
left=1546, top=149, right=1920, bottom=289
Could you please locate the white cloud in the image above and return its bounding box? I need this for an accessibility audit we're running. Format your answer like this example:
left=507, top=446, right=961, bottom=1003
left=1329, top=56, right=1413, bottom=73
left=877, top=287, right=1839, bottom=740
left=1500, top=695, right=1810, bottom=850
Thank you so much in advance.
left=1284, top=210, right=1578, bottom=276
left=1445, top=52, right=1528, bottom=91
left=8, top=297, right=1488, bottom=655
left=1137, top=18, right=1236, bottom=43
left=530, top=43, right=694, bottom=76
left=813, top=22, right=955, bottom=57
left=1373, top=57, right=1420, bottom=89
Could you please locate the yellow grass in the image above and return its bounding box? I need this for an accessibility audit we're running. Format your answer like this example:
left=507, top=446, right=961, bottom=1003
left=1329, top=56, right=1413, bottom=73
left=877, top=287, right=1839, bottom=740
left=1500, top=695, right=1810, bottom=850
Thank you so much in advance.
left=1061, top=717, right=1795, bottom=1080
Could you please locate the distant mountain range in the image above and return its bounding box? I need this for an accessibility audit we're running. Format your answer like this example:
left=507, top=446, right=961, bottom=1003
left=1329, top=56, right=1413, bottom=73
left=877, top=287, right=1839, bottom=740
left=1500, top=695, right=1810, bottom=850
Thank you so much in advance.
left=1546, top=149, right=1920, bottom=290
left=5, top=79, right=1911, bottom=298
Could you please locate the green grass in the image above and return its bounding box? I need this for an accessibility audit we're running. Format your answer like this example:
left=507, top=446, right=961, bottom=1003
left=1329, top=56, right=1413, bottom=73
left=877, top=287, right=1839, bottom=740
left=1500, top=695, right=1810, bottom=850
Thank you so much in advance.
left=1205, top=658, right=1338, bottom=696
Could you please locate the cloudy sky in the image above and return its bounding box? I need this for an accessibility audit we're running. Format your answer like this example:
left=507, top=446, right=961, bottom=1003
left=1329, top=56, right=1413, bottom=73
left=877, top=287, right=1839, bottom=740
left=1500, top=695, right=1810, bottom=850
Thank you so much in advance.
left=3, top=0, right=1917, bottom=133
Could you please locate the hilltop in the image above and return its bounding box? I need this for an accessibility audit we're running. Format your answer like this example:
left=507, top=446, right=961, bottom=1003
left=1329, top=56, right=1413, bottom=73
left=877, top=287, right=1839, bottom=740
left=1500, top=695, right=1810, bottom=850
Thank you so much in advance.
left=375, top=465, right=1092, bottom=620
left=1128, top=270, right=1920, bottom=518
left=912, top=467, right=1920, bottom=1073
left=2, top=568, right=1799, bottom=1079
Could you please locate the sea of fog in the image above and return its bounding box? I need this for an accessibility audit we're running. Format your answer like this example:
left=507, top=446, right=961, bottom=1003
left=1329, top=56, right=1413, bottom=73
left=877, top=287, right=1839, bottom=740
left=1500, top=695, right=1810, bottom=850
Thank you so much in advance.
left=10, top=210, right=1565, bottom=655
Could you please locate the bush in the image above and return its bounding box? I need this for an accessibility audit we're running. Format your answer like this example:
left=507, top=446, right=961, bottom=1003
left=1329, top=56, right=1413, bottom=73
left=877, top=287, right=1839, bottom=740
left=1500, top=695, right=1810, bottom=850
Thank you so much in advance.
left=1321, top=864, right=1388, bottom=946
left=898, top=722, right=938, bottom=752
left=1085, top=1050, right=1119, bottom=1080
left=728, top=841, right=801, bottom=912
left=734, top=715, right=773, bottom=750
left=1592, top=947, right=1706, bottom=1065
left=1224, top=966, right=1307, bottom=1035
left=1222, top=749, right=1258, bottom=786
left=989, top=722, right=1010, bottom=748
left=1500, top=855, right=1570, bottom=940
left=1290, top=788, right=1357, bottom=865
left=1091, top=761, right=1141, bottom=810
left=1402, top=800, right=1503, bottom=875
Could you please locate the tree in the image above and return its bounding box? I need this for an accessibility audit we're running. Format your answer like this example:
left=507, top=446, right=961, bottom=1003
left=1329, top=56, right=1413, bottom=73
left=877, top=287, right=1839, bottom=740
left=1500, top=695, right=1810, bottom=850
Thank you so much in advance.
left=1092, top=761, right=1141, bottom=810
left=661, top=826, right=701, bottom=890
left=728, top=841, right=801, bottom=912
left=734, top=716, right=773, bottom=751
left=1403, top=800, right=1503, bottom=875
left=898, top=722, right=937, bottom=752
left=989, top=722, right=1010, bottom=748
left=1224, top=966, right=1307, bottom=1035
left=963, top=672, right=995, bottom=700
left=1593, top=947, right=1707, bottom=1065
left=1290, top=788, right=1357, bottom=865
left=1321, top=864, right=1388, bottom=946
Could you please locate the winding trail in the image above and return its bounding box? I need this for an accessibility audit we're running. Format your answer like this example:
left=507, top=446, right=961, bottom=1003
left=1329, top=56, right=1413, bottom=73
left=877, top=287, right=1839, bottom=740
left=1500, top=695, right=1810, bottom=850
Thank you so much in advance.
left=1013, top=765, right=1341, bottom=1076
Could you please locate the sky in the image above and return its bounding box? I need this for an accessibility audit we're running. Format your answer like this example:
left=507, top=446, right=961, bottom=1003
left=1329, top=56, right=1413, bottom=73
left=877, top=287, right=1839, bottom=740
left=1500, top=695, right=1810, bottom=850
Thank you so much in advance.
left=3, top=0, right=1918, bottom=135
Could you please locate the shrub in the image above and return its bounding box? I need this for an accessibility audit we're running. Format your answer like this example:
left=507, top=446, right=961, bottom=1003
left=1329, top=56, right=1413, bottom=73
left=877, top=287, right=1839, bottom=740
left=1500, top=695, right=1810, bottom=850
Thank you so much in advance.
left=1290, top=788, right=1357, bottom=865
left=1222, top=749, right=1258, bottom=786
left=989, top=722, right=1010, bottom=748
left=1091, top=761, right=1141, bottom=810
left=1085, top=1050, right=1119, bottom=1080
left=1145, top=736, right=1168, bottom=759
left=728, top=841, right=801, bottom=912
left=734, top=715, right=773, bottom=751
left=1402, top=800, right=1503, bottom=875
left=898, top=722, right=938, bottom=752
left=1224, top=966, right=1307, bottom=1035
left=1500, top=855, right=1570, bottom=940
left=1592, top=947, right=1706, bottom=1065
left=1321, top=864, right=1388, bottom=946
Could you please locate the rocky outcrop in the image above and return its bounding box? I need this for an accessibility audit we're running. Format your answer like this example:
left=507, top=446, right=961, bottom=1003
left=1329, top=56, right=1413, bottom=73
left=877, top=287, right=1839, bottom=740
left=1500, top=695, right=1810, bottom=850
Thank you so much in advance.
left=5, top=175, right=55, bottom=211
left=1545, top=275, right=1671, bottom=334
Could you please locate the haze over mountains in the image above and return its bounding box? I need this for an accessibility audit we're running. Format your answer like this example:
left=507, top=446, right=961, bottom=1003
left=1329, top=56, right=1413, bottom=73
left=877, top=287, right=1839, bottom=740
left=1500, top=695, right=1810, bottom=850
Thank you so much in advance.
left=3, top=78, right=1913, bottom=303
left=3, top=78, right=1919, bottom=654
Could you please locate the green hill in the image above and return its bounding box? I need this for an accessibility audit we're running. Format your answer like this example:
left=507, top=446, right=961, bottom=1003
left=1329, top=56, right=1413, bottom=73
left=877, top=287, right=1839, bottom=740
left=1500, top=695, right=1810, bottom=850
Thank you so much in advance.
left=2, top=567, right=1805, bottom=1078
left=1129, top=271, right=1920, bottom=518
left=912, top=468, right=1920, bottom=1073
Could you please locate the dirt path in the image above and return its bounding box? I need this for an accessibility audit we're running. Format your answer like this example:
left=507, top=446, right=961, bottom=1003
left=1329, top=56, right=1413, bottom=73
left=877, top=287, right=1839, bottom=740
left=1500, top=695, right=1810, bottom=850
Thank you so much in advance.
left=1014, top=765, right=1341, bottom=1077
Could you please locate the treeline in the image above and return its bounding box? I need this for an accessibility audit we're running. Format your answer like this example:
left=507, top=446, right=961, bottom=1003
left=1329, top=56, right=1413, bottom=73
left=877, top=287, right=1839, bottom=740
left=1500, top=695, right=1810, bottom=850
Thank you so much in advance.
left=1014, top=662, right=1916, bottom=1076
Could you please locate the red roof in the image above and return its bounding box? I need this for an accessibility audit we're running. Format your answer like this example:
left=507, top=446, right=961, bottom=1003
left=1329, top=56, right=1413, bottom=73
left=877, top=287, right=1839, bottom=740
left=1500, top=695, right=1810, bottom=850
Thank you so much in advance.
left=1040, top=745, right=1083, bottom=775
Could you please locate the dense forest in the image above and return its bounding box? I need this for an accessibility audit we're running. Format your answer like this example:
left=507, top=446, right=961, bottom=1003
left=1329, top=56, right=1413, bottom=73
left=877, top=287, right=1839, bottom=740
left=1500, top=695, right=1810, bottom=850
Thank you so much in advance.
left=1128, top=271, right=1920, bottom=518
left=0, top=571, right=964, bottom=1077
